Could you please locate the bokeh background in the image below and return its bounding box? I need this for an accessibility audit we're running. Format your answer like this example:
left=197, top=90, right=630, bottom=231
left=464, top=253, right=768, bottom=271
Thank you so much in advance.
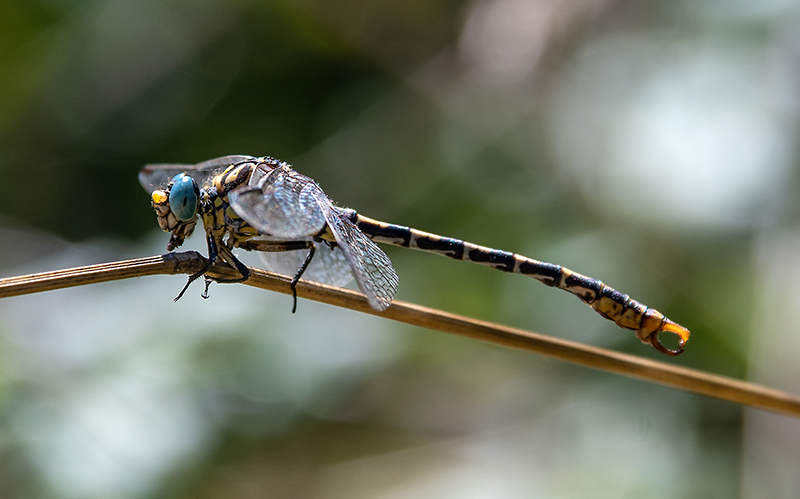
left=1, top=0, right=800, bottom=497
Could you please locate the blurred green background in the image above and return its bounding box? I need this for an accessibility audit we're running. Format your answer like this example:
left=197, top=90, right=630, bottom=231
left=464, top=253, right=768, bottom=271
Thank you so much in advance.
left=1, top=0, right=800, bottom=497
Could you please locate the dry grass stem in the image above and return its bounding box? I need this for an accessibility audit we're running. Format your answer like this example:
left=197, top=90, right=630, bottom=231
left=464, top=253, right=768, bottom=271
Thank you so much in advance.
left=1, top=251, right=798, bottom=418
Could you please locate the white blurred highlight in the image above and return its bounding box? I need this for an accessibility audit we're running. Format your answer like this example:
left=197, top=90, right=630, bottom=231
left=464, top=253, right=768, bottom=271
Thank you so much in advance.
left=548, top=33, right=799, bottom=229
left=459, top=0, right=606, bottom=81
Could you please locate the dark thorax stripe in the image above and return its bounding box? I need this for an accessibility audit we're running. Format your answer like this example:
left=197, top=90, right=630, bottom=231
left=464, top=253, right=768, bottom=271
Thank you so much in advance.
left=214, top=163, right=254, bottom=195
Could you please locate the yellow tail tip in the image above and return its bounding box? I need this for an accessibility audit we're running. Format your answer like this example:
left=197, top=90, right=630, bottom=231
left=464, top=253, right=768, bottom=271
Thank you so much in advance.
left=644, top=321, right=690, bottom=356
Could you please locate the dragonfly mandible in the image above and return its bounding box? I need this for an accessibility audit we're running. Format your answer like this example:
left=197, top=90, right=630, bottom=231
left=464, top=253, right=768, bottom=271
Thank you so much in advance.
left=139, top=155, right=691, bottom=356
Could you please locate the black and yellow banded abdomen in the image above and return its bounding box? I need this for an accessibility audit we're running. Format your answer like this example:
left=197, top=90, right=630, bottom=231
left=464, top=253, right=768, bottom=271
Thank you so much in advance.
left=353, top=212, right=690, bottom=355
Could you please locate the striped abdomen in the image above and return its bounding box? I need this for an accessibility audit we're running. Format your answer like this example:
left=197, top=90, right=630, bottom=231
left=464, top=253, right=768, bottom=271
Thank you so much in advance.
left=352, top=212, right=690, bottom=356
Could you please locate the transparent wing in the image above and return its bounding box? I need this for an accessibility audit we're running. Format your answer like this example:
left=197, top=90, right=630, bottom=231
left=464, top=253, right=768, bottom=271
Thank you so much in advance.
left=228, top=167, right=327, bottom=239
left=255, top=237, right=354, bottom=288
left=319, top=204, right=398, bottom=311
left=139, top=155, right=256, bottom=193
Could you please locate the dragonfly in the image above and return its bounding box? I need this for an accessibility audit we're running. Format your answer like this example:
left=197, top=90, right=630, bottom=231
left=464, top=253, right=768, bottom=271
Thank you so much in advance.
left=139, top=155, right=691, bottom=356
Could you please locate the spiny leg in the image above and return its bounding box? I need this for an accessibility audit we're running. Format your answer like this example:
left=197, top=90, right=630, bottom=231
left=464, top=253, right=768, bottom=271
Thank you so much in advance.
left=174, top=265, right=209, bottom=302
left=238, top=239, right=316, bottom=312
left=174, top=234, right=250, bottom=301
left=202, top=244, right=252, bottom=300
left=289, top=243, right=316, bottom=313
left=174, top=237, right=215, bottom=301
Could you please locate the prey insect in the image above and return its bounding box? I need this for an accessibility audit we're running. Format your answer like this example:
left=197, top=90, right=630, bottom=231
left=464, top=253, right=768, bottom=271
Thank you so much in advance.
left=140, top=155, right=690, bottom=355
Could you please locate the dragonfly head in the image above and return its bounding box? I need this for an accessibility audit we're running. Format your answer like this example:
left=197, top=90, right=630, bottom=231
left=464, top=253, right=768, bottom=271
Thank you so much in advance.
left=151, top=173, right=200, bottom=251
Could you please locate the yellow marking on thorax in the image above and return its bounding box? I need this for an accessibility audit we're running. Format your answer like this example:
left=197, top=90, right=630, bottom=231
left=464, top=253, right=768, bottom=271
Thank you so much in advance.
left=214, top=163, right=253, bottom=194
left=225, top=205, right=241, bottom=221
left=318, top=227, right=336, bottom=242
left=238, top=226, right=259, bottom=237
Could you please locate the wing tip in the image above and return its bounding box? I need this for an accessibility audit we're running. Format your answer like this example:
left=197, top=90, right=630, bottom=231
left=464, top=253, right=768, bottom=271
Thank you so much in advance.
left=367, top=296, right=393, bottom=312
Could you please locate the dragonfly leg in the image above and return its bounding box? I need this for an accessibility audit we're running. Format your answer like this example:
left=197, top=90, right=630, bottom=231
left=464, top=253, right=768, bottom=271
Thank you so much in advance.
left=289, top=243, right=316, bottom=313
left=212, top=244, right=251, bottom=284
left=174, top=253, right=213, bottom=301
left=174, top=270, right=207, bottom=302
left=174, top=234, right=250, bottom=301
left=237, top=239, right=317, bottom=312
left=238, top=240, right=313, bottom=252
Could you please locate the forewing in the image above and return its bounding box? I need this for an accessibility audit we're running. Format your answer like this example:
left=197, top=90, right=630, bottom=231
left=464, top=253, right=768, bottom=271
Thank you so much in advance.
left=229, top=168, right=327, bottom=238
left=139, top=155, right=256, bottom=193
left=255, top=237, right=354, bottom=288
left=320, top=204, right=398, bottom=311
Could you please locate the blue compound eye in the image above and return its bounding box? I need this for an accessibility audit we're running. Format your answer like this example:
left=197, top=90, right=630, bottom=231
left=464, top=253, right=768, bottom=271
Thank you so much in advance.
left=168, top=174, right=199, bottom=221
